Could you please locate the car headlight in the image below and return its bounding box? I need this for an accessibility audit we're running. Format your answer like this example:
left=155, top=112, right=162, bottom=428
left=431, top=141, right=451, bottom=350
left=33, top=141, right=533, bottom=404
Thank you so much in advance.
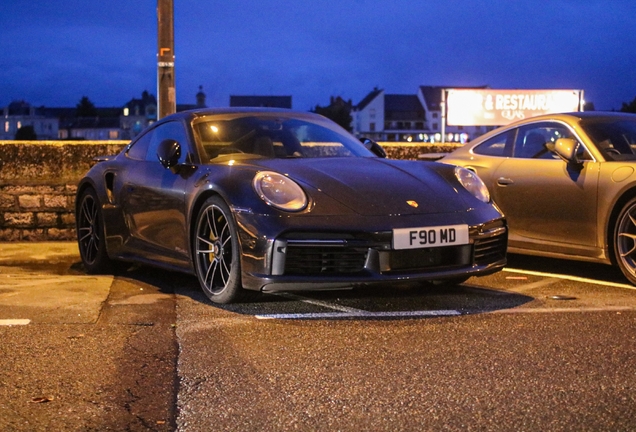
left=253, top=171, right=308, bottom=211
left=455, top=166, right=490, bottom=203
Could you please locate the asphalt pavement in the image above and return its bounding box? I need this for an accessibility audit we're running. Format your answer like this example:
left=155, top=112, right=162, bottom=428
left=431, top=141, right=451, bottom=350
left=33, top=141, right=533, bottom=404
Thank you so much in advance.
left=1, top=242, right=635, bottom=431
left=0, top=242, right=178, bottom=431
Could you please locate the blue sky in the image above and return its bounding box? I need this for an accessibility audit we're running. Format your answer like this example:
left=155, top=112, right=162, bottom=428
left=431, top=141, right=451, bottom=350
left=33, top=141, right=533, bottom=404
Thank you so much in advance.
left=1, top=0, right=634, bottom=111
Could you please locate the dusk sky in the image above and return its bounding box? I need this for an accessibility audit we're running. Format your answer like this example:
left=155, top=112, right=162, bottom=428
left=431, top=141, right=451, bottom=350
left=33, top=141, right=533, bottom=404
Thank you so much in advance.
left=1, top=0, right=635, bottom=111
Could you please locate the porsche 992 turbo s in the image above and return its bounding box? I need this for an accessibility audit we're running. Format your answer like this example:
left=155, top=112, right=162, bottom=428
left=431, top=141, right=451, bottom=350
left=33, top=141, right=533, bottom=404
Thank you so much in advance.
left=76, top=108, right=507, bottom=304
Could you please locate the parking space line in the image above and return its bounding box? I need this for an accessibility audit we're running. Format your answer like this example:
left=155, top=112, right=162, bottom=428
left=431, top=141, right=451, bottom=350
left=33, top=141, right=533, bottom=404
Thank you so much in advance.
left=508, top=277, right=560, bottom=293
left=263, top=292, right=461, bottom=320
left=255, top=310, right=461, bottom=320
left=504, top=268, right=636, bottom=290
left=0, top=319, right=31, bottom=326
left=270, top=292, right=365, bottom=313
left=492, top=306, right=634, bottom=314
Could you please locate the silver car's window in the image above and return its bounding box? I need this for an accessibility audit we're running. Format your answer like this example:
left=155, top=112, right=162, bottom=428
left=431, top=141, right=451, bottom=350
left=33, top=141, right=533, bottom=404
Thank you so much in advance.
left=580, top=117, right=636, bottom=161
left=513, top=122, right=589, bottom=160
left=472, top=130, right=515, bottom=157
left=194, top=116, right=374, bottom=161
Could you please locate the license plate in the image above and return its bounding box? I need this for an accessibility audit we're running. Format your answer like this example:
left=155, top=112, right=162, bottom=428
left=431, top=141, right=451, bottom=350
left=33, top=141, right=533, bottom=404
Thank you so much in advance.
left=392, top=224, right=469, bottom=250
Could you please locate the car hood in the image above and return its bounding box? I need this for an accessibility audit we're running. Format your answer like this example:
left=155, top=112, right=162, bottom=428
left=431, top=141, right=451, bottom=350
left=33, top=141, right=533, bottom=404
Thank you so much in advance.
left=250, top=157, right=466, bottom=216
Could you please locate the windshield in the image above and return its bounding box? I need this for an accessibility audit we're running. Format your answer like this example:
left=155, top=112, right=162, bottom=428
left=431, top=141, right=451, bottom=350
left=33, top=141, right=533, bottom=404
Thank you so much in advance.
left=580, top=117, right=636, bottom=161
left=194, top=115, right=374, bottom=161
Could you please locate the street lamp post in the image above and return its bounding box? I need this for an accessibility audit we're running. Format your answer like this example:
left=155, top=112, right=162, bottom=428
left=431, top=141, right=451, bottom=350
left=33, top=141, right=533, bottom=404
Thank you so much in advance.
left=157, top=0, right=176, bottom=119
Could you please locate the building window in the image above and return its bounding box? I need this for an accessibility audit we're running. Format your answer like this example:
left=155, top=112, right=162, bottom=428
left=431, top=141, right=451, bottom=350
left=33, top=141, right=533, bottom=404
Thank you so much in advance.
left=415, top=122, right=424, bottom=129
left=432, top=123, right=438, bottom=130
left=109, top=130, right=119, bottom=139
left=4, top=122, right=8, bottom=133
left=369, top=122, right=376, bottom=132
left=433, top=113, right=438, bottom=119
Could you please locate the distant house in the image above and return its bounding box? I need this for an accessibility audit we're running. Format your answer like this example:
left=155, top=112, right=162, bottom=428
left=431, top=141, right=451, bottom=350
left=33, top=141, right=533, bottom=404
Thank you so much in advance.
left=57, top=107, right=123, bottom=140
left=177, top=85, right=208, bottom=112
left=230, top=95, right=292, bottom=109
left=1, top=101, right=59, bottom=140
left=120, top=91, right=157, bottom=139
left=351, top=86, right=495, bottom=143
left=351, top=88, right=428, bottom=142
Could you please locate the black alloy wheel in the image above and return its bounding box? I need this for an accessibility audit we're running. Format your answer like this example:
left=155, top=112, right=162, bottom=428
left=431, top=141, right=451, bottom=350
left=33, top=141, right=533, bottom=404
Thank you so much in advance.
left=615, top=198, right=636, bottom=285
left=193, top=196, right=243, bottom=304
left=77, top=188, right=112, bottom=273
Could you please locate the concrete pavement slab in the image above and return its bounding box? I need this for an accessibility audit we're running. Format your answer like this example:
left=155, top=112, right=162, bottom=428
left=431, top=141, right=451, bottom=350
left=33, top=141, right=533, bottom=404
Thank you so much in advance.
left=0, top=242, right=112, bottom=324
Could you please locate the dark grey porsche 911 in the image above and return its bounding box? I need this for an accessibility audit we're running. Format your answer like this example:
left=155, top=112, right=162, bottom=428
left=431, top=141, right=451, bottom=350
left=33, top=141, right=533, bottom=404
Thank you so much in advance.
left=76, top=108, right=507, bottom=304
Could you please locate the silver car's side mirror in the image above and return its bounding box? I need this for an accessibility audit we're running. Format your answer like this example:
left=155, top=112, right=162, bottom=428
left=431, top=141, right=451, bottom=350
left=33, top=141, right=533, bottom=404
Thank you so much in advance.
left=546, top=138, right=580, bottom=164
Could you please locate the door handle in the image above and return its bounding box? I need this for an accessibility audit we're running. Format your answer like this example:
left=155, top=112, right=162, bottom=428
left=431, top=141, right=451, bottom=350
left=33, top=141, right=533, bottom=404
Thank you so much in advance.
left=497, top=177, right=514, bottom=186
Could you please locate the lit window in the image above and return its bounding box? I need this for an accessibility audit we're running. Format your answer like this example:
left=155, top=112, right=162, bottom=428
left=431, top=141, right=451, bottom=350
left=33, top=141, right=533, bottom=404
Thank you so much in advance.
left=123, top=107, right=129, bottom=116
left=109, top=130, right=118, bottom=139
left=4, top=122, right=8, bottom=133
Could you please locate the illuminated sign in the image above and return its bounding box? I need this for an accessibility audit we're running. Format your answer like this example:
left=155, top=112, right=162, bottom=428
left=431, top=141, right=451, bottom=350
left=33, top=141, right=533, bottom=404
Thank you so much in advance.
left=446, top=89, right=583, bottom=126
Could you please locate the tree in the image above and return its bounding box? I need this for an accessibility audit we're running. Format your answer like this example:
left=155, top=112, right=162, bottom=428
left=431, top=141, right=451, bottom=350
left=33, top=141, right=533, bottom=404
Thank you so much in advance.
left=620, top=96, right=636, bottom=113
left=15, top=125, right=37, bottom=140
left=76, top=96, right=97, bottom=117
left=312, top=96, right=353, bottom=131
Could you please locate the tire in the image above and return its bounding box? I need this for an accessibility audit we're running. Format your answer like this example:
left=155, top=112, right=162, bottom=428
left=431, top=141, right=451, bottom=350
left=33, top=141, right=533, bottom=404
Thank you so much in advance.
left=193, top=196, right=244, bottom=304
left=76, top=187, right=113, bottom=274
left=614, top=198, right=636, bottom=285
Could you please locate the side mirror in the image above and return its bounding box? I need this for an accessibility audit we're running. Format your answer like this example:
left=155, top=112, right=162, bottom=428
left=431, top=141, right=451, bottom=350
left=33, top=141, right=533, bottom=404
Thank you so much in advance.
left=546, top=138, right=580, bottom=164
left=157, top=139, right=181, bottom=169
left=360, top=138, right=387, bottom=158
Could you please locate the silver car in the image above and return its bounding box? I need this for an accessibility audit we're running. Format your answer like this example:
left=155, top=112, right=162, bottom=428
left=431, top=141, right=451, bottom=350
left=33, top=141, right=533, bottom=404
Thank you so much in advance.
left=441, top=111, right=636, bottom=285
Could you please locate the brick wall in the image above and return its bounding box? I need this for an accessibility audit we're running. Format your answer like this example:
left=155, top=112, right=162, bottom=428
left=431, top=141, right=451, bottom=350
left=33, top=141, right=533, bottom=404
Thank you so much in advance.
left=0, top=141, right=127, bottom=241
left=0, top=140, right=461, bottom=241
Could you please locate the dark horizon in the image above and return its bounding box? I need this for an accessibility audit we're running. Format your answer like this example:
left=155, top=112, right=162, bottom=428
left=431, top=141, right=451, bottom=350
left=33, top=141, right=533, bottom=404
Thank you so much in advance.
left=1, top=1, right=635, bottom=111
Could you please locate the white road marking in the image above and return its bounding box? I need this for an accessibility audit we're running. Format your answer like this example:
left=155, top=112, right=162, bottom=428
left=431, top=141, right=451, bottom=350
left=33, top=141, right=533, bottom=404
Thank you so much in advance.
left=0, top=319, right=31, bottom=326
left=255, top=310, right=461, bottom=320
left=504, top=268, right=636, bottom=290
left=263, top=292, right=460, bottom=320
left=270, top=292, right=364, bottom=313
left=507, top=277, right=561, bottom=293
left=492, top=306, right=634, bottom=314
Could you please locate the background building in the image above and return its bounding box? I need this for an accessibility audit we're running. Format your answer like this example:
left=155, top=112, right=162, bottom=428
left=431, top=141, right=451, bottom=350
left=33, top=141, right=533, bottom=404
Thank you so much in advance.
left=2, top=101, right=59, bottom=140
left=352, top=86, right=496, bottom=143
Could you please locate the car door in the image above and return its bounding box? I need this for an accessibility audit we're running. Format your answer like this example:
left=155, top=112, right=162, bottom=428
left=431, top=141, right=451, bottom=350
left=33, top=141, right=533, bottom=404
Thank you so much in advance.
left=119, top=120, right=193, bottom=266
left=491, top=121, right=601, bottom=255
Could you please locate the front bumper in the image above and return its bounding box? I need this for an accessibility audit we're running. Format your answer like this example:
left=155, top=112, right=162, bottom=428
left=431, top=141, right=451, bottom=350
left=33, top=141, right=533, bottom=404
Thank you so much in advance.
left=236, top=211, right=507, bottom=291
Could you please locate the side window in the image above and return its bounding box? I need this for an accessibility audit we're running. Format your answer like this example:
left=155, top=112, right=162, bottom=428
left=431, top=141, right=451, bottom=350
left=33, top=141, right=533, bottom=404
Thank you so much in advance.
left=514, top=122, right=577, bottom=160
left=146, top=121, right=190, bottom=164
left=125, top=130, right=152, bottom=161
left=473, top=130, right=514, bottom=157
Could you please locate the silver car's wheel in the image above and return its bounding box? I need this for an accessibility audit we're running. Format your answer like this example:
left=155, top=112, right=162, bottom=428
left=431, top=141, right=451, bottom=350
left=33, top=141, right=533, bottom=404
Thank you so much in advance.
left=77, top=188, right=112, bottom=273
left=193, top=196, right=243, bottom=304
left=615, top=198, right=636, bottom=285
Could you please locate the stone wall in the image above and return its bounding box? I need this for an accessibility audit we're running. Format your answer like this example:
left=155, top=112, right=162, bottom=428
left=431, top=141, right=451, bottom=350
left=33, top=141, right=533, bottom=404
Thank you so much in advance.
left=0, top=140, right=461, bottom=241
left=0, top=141, right=127, bottom=241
